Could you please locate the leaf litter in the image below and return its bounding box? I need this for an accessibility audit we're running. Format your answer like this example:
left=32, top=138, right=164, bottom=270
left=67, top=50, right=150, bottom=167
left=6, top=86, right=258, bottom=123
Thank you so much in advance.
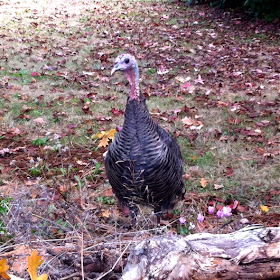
left=0, top=0, right=280, bottom=278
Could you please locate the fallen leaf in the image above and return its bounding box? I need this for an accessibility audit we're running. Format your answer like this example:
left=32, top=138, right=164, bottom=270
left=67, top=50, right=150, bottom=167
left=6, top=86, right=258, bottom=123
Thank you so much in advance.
left=233, top=200, right=239, bottom=209
left=96, top=132, right=105, bottom=139
left=111, top=108, right=124, bottom=116
left=92, top=131, right=106, bottom=140
left=190, top=155, right=198, bottom=160
left=76, top=160, right=87, bottom=166
left=31, top=72, right=39, bottom=77
left=227, top=116, right=241, bottom=124
left=200, top=178, right=207, bottom=188
left=261, top=205, right=269, bottom=212
left=107, top=129, right=116, bottom=141
left=237, top=205, right=247, bottom=212
left=182, top=174, right=190, bottom=180
left=195, top=75, right=204, bottom=85
left=214, top=184, right=224, bottom=190
left=0, top=259, right=10, bottom=279
left=216, top=204, right=223, bottom=211
left=98, top=137, right=109, bottom=147
left=182, top=117, right=194, bottom=125
left=101, top=209, right=110, bottom=218
left=33, top=118, right=45, bottom=124
left=104, top=189, right=114, bottom=196
left=27, top=251, right=48, bottom=280
left=175, top=76, right=191, bottom=83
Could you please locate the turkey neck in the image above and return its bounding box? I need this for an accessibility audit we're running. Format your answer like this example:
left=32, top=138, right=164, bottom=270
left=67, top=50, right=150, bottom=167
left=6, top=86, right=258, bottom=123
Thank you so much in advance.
left=122, top=65, right=154, bottom=142
left=124, top=66, right=141, bottom=101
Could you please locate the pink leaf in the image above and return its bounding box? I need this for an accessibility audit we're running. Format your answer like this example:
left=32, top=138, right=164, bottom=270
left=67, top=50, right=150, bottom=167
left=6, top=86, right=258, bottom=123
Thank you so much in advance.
left=195, top=75, right=204, bottom=85
left=33, top=117, right=45, bottom=124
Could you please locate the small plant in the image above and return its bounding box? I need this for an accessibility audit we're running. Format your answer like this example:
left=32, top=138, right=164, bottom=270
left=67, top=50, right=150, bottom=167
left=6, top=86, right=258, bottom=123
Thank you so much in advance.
left=56, top=218, right=70, bottom=235
left=74, top=175, right=85, bottom=189
left=0, top=197, right=11, bottom=216
left=28, top=167, right=41, bottom=176
left=188, top=152, right=214, bottom=167
left=13, top=93, right=22, bottom=99
left=94, top=162, right=102, bottom=176
left=147, top=68, right=156, bottom=75
left=178, top=217, right=190, bottom=235
left=88, top=162, right=103, bottom=181
left=48, top=203, right=56, bottom=218
left=0, top=197, right=13, bottom=238
left=173, top=209, right=182, bottom=215
left=31, top=136, right=49, bottom=146
left=12, top=69, right=33, bottom=84
left=33, top=110, right=41, bottom=117
left=97, top=195, right=115, bottom=205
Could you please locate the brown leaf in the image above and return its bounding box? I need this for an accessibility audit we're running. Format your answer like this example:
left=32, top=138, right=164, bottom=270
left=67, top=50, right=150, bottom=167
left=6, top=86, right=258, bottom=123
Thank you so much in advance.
left=237, top=205, right=247, bottom=212
left=227, top=116, right=241, bottom=124
left=200, top=178, right=208, bottom=188
left=104, top=189, right=114, bottom=196
left=101, top=209, right=110, bottom=218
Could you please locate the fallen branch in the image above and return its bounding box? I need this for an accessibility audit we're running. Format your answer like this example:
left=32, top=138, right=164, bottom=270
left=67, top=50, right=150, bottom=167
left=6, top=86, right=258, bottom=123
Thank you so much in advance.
left=122, top=226, right=280, bottom=280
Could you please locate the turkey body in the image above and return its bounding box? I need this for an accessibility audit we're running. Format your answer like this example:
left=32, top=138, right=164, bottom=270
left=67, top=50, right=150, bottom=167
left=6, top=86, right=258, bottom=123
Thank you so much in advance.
left=105, top=93, right=185, bottom=221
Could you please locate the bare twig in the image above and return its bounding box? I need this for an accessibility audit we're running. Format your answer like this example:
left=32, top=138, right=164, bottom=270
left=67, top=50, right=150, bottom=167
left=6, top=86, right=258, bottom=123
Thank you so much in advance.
left=95, top=240, right=132, bottom=280
left=60, top=272, right=81, bottom=280
left=81, top=232, right=84, bottom=280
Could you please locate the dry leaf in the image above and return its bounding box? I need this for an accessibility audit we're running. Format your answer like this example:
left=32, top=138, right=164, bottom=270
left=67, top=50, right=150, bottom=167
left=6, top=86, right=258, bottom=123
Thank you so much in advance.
left=107, top=129, right=116, bottom=141
left=200, top=178, right=207, bottom=188
left=214, top=184, right=224, bottom=190
left=190, top=155, right=198, bottom=160
left=76, top=160, right=87, bottom=166
left=104, top=188, right=114, bottom=196
left=101, top=209, right=110, bottom=218
left=96, top=132, right=105, bottom=139
left=182, top=173, right=190, bottom=180
left=92, top=131, right=105, bottom=139
left=182, top=117, right=204, bottom=129
left=95, top=129, right=116, bottom=147
left=98, top=136, right=109, bottom=147
left=182, top=117, right=194, bottom=125
left=58, top=184, right=68, bottom=193
left=33, top=118, right=45, bottom=124
left=261, top=205, right=269, bottom=212
left=27, top=251, right=48, bottom=280
left=0, top=259, right=10, bottom=279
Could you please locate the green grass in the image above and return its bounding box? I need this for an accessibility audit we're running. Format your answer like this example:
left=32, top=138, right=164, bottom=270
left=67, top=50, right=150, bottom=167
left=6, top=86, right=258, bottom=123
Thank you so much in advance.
left=0, top=0, right=279, bottom=253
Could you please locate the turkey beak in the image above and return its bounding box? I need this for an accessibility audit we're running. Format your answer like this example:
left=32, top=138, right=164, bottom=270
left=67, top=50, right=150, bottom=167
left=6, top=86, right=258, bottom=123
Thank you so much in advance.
left=111, top=63, right=120, bottom=75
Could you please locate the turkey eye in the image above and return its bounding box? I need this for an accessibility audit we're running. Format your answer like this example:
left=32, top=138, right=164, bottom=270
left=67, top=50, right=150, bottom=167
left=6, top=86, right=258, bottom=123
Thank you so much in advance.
left=124, top=58, right=130, bottom=64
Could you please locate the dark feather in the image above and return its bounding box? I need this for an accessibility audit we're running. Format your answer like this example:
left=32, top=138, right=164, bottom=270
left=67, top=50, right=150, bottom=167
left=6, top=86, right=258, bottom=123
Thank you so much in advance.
left=105, top=54, right=185, bottom=223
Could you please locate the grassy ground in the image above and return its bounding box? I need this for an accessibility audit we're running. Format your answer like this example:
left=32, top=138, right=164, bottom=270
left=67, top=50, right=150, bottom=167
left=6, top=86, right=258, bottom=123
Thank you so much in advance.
left=0, top=0, right=280, bottom=278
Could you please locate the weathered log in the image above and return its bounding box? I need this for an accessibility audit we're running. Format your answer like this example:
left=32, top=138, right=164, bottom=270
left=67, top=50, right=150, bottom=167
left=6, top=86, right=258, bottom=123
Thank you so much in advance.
left=121, top=226, right=280, bottom=280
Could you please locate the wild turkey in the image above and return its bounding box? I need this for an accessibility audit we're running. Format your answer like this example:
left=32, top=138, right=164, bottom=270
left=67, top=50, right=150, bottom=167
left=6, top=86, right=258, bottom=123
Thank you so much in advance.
left=105, top=54, right=185, bottom=225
